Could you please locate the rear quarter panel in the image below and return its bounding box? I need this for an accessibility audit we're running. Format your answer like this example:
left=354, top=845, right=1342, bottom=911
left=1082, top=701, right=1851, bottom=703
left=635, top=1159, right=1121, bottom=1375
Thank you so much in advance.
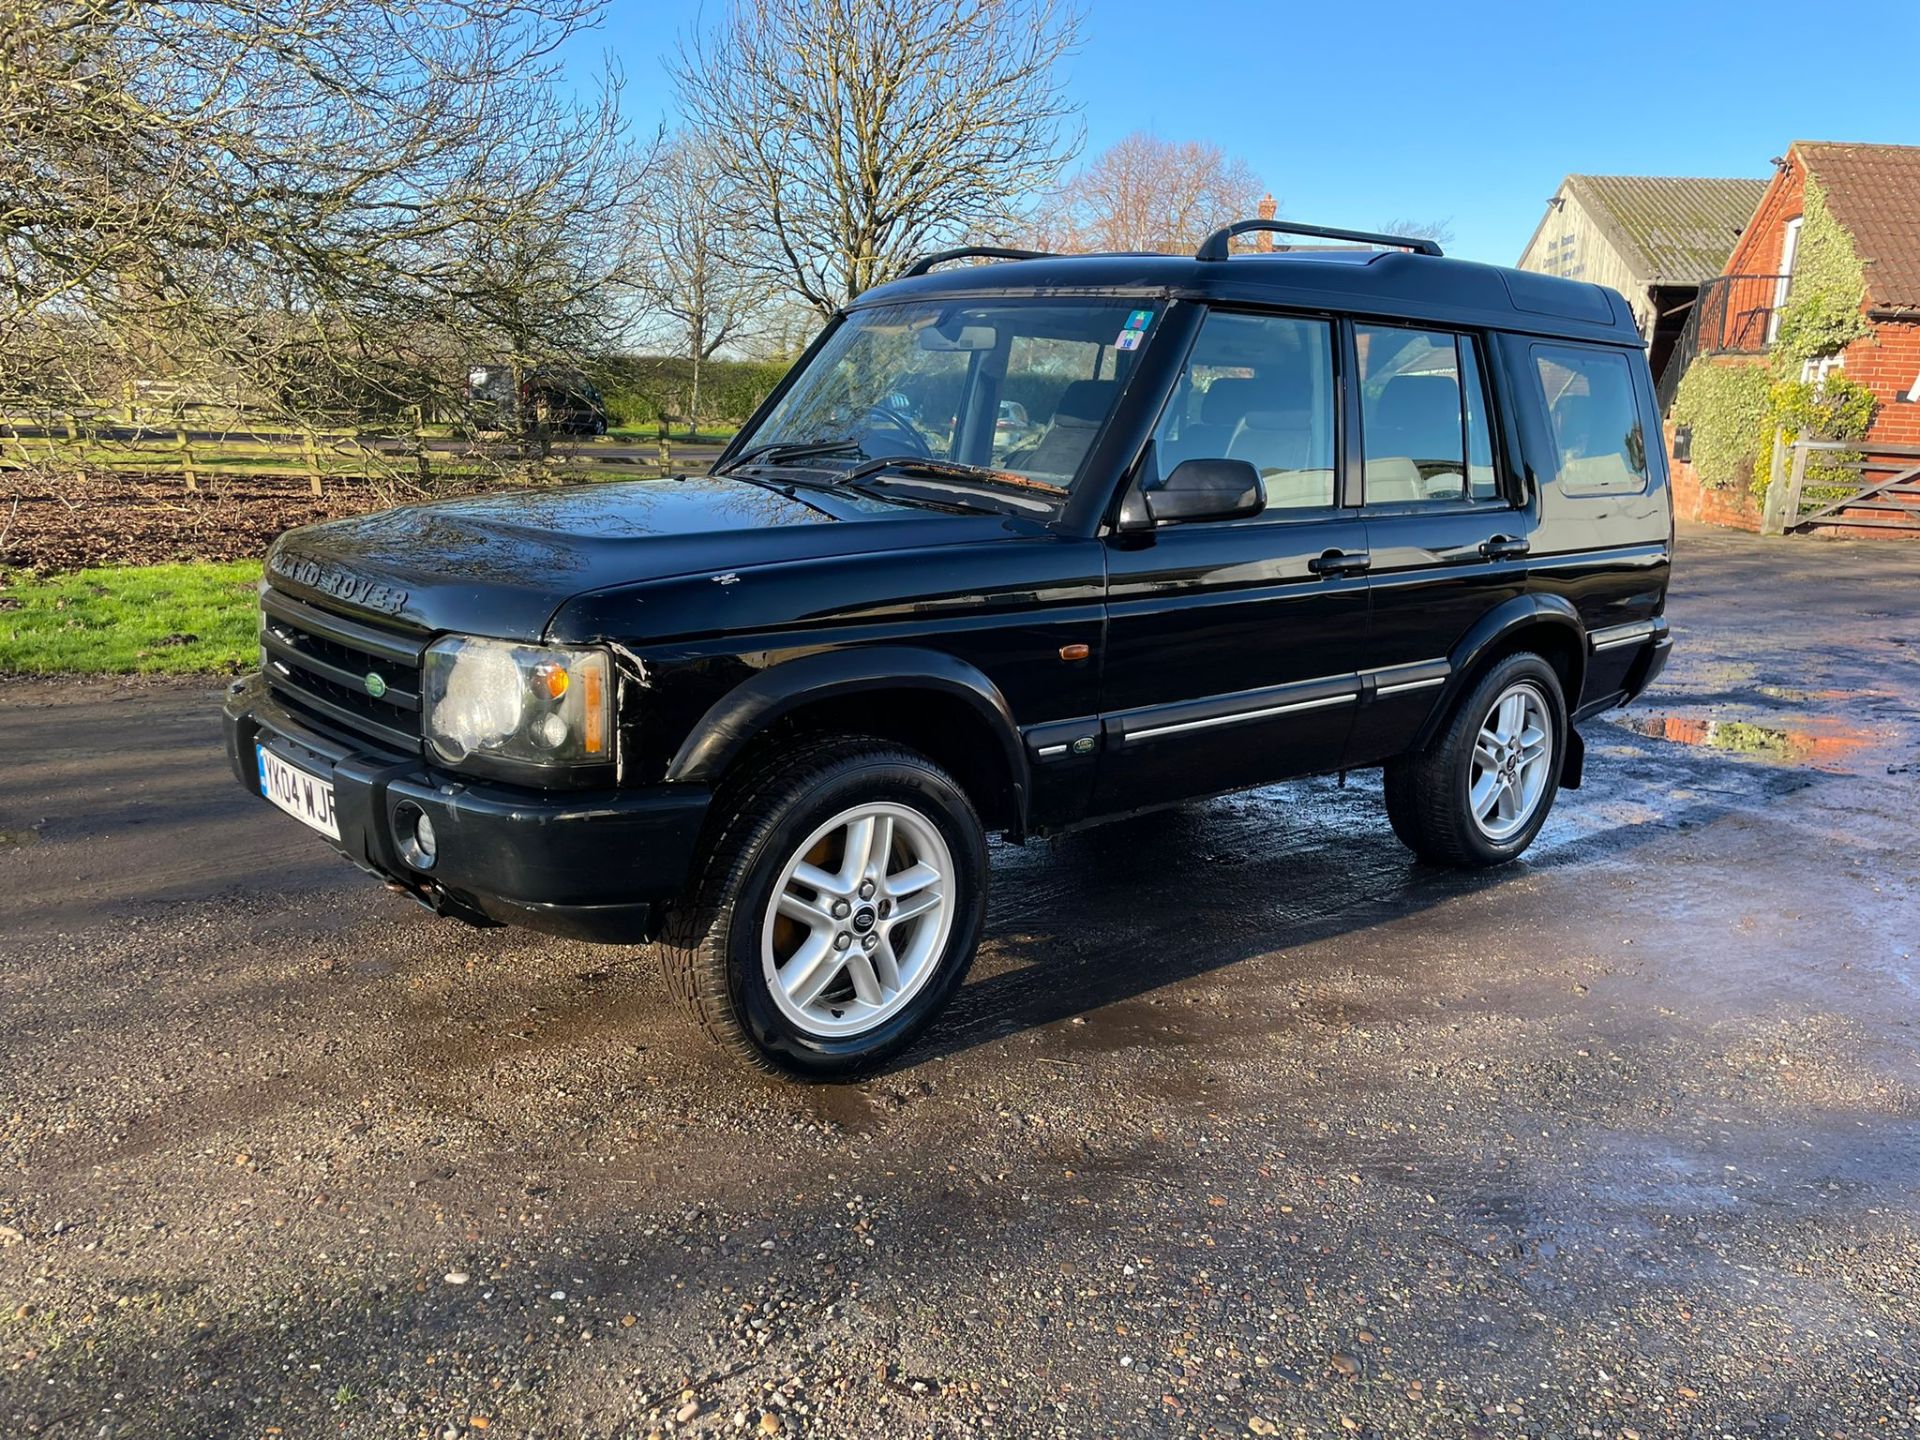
left=1495, top=330, right=1673, bottom=708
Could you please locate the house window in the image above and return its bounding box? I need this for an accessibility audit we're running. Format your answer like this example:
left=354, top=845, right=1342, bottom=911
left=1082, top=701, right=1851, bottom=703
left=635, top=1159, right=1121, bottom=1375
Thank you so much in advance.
left=1767, top=217, right=1804, bottom=343
left=1801, top=353, right=1845, bottom=388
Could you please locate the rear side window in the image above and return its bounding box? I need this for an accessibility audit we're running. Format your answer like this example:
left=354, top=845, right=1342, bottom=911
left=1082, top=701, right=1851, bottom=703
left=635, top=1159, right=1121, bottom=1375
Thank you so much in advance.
left=1355, top=325, right=1501, bottom=505
left=1531, top=344, right=1649, bottom=496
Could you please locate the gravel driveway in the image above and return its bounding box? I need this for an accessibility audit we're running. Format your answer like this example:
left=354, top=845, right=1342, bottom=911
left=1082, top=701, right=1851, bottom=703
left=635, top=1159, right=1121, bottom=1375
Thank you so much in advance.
left=3, top=524, right=1917, bottom=1439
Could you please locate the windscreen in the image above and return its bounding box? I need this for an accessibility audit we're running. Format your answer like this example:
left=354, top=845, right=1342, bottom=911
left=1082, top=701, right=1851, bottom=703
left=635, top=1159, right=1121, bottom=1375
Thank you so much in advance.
left=742, top=299, right=1160, bottom=489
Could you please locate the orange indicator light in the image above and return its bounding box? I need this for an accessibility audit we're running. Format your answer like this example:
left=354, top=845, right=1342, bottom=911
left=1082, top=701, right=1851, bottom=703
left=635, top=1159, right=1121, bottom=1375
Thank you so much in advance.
left=582, top=665, right=605, bottom=754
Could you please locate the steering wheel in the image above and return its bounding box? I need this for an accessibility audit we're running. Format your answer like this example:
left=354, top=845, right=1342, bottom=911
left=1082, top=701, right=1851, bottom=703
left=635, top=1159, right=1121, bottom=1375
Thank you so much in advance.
left=857, top=403, right=931, bottom=458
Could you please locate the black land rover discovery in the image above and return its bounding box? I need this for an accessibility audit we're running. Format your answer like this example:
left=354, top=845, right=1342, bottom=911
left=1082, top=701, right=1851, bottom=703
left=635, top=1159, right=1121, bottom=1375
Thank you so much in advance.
left=224, top=220, right=1673, bottom=1077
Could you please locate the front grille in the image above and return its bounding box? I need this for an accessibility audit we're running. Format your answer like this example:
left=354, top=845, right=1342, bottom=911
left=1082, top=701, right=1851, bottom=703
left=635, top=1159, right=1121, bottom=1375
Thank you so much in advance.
left=259, top=587, right=427, bottom=755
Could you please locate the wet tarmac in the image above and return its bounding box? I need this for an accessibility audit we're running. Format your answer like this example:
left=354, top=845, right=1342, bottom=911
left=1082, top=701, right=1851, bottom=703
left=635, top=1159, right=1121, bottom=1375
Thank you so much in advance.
left=1, top=523, right=1917, bottom=1438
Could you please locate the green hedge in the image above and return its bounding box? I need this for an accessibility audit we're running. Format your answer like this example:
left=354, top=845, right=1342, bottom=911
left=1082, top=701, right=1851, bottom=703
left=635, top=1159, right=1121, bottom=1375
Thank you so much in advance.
left=594, top=356, right=791, bottom=430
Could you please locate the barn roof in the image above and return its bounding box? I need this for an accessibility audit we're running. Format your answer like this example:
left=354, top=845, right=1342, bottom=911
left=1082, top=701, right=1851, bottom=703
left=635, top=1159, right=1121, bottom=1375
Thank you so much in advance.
left=1561, top=174, right=1769, bottom=287
left=1794, top=142, right=1920, bottom=314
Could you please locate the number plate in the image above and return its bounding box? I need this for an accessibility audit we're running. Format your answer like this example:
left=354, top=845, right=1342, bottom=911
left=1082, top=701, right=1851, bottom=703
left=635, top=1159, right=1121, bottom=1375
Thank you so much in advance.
left=257, top=744, right=340, bottom=840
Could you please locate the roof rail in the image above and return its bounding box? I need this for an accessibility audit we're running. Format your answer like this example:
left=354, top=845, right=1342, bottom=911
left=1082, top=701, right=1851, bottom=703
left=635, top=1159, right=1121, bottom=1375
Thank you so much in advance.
left=1195, top=220, right=1444, bottom=261
left=902, top=246, right=1055, bottom=277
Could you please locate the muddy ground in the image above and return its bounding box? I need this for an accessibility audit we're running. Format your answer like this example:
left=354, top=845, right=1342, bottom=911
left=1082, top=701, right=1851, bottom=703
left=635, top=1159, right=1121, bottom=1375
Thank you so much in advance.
left=0, top=447, right=726, bottom=572
left=2, top=525, right=1917, bottom=1439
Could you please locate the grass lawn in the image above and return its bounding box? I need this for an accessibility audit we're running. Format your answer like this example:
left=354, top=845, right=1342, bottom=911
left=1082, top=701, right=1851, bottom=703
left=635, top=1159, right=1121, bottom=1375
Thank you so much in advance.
left=0, top=562, right=260, bottom=675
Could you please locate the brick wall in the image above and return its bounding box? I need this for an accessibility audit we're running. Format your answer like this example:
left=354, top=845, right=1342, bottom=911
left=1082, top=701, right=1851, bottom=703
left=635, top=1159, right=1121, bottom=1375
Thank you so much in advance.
left=1844, top=321, right=1920, bottom=447
left=1725, top=159, right=1804, bottom=277
left=1724, top=148, right=1920, bottom=449
left=1665, top=421, right=1917, bottom=540
left=1665, top=425, right=1764, bottom=531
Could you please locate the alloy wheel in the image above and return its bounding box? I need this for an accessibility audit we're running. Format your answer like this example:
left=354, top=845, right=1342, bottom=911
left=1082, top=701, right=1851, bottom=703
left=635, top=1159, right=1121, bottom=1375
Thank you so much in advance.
left=1469, top=681, right=1554, bottom=842
left=759, top=802, right=955, bottom=1038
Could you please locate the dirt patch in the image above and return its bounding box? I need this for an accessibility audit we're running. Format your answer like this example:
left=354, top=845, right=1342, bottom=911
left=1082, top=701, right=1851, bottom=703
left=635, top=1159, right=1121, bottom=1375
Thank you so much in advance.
left=0, top=467, right=496, bottom=570
left=0, top=468, right=394, bottom=570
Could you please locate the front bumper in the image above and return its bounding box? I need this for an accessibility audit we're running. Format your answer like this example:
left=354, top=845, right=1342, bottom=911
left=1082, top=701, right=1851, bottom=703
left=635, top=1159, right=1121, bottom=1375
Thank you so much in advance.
left=223, top=673, right=709, bottom=942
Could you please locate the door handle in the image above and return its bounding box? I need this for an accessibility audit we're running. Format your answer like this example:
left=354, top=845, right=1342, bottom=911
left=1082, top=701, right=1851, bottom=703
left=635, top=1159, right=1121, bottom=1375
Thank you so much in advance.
left=1479, top=535, right=1530, bottom=561
left=1308, top=548, right=1371, bottom=577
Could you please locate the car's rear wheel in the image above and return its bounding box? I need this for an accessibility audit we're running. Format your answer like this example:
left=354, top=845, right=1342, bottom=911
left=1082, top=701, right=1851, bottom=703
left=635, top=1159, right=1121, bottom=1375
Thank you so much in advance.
left=658, top=736, right=988, bottom=1078
left=1383, top=652, right=1565, bottom=868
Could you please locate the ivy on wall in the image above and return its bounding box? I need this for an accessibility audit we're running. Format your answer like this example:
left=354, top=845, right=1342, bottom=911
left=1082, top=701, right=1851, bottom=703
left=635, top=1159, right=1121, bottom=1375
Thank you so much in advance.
left=1670, top=175, right=1877, bottom=493
left=1769, top=179, right=1872, bottom=373
left=1673, top=361, right=1772, bottom=492
left=1765, top=374, right=1878, bottom=491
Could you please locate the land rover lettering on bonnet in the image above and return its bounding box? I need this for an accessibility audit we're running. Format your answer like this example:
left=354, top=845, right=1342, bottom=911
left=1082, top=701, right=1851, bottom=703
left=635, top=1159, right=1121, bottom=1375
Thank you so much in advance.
left=267, top=552, right=410, bottom=616
left=223, top=220, right=1674, bottom=1077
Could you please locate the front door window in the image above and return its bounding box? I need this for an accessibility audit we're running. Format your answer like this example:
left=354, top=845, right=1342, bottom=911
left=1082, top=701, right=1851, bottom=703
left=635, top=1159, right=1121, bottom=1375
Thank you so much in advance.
left=1151, top=311, right=1338, bottom=513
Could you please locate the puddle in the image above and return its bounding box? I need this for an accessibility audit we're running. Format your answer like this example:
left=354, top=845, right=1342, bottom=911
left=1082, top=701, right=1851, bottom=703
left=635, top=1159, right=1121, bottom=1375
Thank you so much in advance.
left=1754, top=683, right=1883, bottom=705
left=1609, top=712, right=1872, bottom=768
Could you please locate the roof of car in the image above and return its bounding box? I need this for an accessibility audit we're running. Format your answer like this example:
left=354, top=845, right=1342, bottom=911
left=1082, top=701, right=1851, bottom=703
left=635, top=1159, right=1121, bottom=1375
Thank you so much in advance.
left=858, top=249, right=1646, bottom=348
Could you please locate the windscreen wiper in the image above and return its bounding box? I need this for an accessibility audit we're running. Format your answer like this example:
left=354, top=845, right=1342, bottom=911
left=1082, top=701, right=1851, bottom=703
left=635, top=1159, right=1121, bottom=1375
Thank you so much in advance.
left=838, top=455, right=1069, bottom=498
left=717, top=437, right=863, bottom=475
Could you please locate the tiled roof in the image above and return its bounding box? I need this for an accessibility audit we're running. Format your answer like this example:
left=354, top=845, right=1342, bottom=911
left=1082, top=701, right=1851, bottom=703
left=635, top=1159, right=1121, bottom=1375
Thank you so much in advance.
left=1565, top=174, right=1769, bottom=286
left=1795, top=142, right=1920, bottom=314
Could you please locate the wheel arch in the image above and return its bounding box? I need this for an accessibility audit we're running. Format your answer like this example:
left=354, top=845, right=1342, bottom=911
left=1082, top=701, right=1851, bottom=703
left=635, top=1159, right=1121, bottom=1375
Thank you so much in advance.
left=1416, top=596, right=1588, bottom=755
left=665, top=647, right=1031, bottom=837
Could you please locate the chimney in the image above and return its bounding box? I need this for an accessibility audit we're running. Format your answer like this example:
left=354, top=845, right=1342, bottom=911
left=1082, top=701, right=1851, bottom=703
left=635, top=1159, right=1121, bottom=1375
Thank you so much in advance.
left=1256, top=192, right=1277, bottom=251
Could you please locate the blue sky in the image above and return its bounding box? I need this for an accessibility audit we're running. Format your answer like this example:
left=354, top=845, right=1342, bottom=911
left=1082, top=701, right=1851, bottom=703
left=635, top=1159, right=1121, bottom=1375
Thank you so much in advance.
left=589, top=0, right=1920, bottom=265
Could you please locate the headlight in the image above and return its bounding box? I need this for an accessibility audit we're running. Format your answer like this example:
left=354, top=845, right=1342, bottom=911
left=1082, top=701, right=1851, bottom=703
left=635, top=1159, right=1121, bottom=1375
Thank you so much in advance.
left=422, top=636, right=613, bottom=771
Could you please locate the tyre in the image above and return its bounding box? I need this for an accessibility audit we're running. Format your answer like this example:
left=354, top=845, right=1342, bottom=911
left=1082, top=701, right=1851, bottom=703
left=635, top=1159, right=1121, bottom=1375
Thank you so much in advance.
left=658, top=736, right=988, bottom=1078
left=1383, top=652, right=1566, bottom=868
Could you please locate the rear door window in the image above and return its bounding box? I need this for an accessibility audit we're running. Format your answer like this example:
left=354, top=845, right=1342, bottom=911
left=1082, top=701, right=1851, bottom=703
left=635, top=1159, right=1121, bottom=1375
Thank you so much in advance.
left=1355, top=325, right=1501, bottom=505
left=1530, top=344, right=1649, bottom=496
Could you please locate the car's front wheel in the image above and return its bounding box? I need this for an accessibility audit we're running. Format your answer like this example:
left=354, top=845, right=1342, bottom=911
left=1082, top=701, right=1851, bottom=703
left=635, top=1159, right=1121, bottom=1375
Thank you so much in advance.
left=658, top=737, right=988, bottom=1078
left=1383, top=652, right=1566, bottom=868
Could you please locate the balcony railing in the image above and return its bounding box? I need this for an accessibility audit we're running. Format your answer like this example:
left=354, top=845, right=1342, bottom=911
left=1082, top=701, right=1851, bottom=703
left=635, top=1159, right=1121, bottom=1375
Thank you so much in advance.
left=1657, top=273, right=1789, bottom=411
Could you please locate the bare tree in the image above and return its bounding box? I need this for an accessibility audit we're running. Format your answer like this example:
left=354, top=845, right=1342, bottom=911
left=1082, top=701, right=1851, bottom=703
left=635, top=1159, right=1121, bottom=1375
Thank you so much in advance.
left=674, top=0, right=1084, bottom=317
left=631, top=133, right=773, bottom=435
left=1036, top=133, right=1263, bottom=255
left=1, top=0, right=643, bottom=442
left=1379, top=218, right=1457, bottom=249
left=732, top=298, right=826, bottom=365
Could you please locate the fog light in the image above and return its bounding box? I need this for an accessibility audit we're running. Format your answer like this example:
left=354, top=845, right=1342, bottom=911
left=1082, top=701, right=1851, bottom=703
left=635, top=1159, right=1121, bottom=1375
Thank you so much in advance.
left=394, top=802, right=437, bottom=871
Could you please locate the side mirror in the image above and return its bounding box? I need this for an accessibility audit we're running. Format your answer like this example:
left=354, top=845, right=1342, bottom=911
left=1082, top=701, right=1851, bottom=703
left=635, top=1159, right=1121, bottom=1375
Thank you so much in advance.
left=1139, top=458, right=1265, bottom=525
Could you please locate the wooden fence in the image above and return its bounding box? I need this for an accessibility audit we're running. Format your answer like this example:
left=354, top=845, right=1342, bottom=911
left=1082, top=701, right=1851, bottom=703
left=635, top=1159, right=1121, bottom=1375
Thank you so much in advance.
left=0, top=422, right=725, bottom=495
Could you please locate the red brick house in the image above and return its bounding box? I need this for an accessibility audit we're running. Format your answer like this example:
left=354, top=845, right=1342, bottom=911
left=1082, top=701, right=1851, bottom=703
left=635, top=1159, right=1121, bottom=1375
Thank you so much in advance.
left=1687, top=141, right=1920, bottom=447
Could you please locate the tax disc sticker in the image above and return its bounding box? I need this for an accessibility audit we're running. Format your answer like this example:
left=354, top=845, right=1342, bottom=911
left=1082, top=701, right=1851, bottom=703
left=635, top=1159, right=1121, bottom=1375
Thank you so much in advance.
left=1115, top=329, right=1144, bottom=351
left=1125, top=309, right=1153, bottom=330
